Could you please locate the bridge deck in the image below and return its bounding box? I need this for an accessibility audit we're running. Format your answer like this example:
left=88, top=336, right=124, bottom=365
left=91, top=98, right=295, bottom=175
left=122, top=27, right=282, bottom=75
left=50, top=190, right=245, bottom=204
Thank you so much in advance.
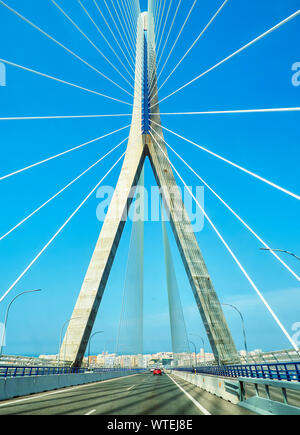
left=0, top=373, right=254, bottom=416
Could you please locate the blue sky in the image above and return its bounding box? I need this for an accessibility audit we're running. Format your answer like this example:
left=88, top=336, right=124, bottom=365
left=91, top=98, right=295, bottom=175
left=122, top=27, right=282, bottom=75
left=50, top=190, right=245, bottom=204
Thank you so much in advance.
left=0, top=0, right=299, bottom=357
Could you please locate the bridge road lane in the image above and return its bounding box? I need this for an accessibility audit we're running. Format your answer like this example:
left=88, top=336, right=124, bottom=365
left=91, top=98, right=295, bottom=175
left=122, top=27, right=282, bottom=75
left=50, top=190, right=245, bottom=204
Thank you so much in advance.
left=0, top=373, right=255, bottom=415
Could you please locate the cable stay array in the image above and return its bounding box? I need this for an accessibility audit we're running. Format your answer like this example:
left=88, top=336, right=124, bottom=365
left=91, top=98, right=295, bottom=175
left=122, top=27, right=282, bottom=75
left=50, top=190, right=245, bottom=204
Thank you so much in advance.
left=151, top=8, right=300, bottom=108
left=0, top=151, right=126, bottom=305
left=0, top=124, right=130, bottom=182
left=0, top=137, right=128, bottom=243
left=0, top=0, right=133, bottom=98
left=151, top=120, right=300, bottom=201
left=149, top=0, right=230, bottom=102
left=0, top=57, right=133, bottom=106
left=0, top=0, right=140, bottom=305
left=149, top=130, right=299, bottom=353
left=149, top=126, right=300, bottom=282
left=149, top=0, right=198, bottom=98
left=148, top=0, right=300, bottom=353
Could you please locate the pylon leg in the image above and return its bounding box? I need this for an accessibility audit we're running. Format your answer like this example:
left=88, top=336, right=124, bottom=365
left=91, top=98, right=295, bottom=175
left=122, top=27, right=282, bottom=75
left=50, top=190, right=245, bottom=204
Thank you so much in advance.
left=147, top=131, right=239, bottom=364
left=60, top=135, right=146, bottom=366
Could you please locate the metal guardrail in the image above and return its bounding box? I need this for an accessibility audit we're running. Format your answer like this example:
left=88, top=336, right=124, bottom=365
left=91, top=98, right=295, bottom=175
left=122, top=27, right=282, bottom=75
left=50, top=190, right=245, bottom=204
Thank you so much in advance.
left=0, top=366, right=84, bottom=378
left=238, top=377, right=300, bottom=415
left=239, top=349, right=300, bottom=365
left=191, top=349, right=300, bottom=366
left=175, top=362, right=300, bottom=382
left=0, top=366, right=144, bottom=379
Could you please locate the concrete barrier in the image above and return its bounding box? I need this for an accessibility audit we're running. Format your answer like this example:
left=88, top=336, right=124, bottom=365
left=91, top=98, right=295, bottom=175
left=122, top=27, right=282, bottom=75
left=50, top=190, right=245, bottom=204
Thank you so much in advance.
left=0, top=370, right=140, bottom=402
left=170, top=370, right=240, bottom=404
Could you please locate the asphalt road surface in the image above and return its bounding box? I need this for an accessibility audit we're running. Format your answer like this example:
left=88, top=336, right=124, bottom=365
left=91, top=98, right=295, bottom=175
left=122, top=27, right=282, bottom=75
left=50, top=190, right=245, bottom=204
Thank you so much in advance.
left=0, top=373, right=255, bottom=415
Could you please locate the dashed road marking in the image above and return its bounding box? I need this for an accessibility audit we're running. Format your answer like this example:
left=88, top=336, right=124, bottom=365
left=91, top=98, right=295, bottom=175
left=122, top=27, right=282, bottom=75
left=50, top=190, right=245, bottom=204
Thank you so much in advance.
left=85, top=409, right=96, bottom=415
left=127, top=384, right=136, bottom=391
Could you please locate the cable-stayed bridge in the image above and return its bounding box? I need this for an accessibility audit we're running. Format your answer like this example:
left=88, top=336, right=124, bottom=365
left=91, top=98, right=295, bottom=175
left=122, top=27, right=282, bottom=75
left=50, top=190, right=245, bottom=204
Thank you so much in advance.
left=0, top=0, right=299, bottom=416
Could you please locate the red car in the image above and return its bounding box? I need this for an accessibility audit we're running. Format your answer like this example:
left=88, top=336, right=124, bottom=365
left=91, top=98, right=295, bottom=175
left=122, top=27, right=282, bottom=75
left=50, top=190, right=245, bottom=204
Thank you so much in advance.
left=153, top=369, right=162, bottom=376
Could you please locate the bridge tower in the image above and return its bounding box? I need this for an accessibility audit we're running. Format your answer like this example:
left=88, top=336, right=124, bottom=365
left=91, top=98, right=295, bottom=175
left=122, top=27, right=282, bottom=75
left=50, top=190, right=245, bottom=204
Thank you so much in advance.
left=60, top=7, right=239, bottom=367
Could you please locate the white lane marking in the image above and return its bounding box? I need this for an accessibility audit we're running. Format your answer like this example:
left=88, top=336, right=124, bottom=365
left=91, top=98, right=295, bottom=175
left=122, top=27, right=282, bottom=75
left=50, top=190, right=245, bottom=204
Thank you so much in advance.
left=126, top=384, right=136, bottom=391
left=166, top=374, right=211, bottom=416
left=0, top=374, right=140, bottom=408
left=85, top=409, right=96, bottom=415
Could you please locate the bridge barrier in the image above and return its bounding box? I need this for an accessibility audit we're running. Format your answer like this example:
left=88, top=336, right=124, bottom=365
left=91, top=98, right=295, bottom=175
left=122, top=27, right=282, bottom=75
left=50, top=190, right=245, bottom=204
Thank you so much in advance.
left=0, top=368, right=142, bottom=401
left=169, top=370, right=240, bottom=404
left=170, top=370, right=300, bottom=415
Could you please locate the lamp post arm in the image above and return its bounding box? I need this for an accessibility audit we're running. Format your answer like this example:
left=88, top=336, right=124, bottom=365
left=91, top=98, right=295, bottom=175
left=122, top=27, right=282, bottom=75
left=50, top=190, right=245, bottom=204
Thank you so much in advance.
left=222, top=303, right=249, bottom=362
left=88, top=331, right=104, bottom=368
left=260, top=248, right=300, bottom=262
left=0, top=289, right=41, bottom=356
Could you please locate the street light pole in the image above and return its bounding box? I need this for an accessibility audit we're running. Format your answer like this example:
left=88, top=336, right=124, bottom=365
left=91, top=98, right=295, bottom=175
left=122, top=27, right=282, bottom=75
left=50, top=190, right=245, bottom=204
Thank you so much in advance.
left=188, top=340, right=197, bottom=370
left=260, top=248, right=300, bottom=261
left=87, top=331, right=104, bottom=369
left=190, top=333, right=206, bottom=364
left=58, top=317, right=82, bottom=367
left=0, top=289, right=41, bottom=356
left=222, top=303, right=249, bottom=363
